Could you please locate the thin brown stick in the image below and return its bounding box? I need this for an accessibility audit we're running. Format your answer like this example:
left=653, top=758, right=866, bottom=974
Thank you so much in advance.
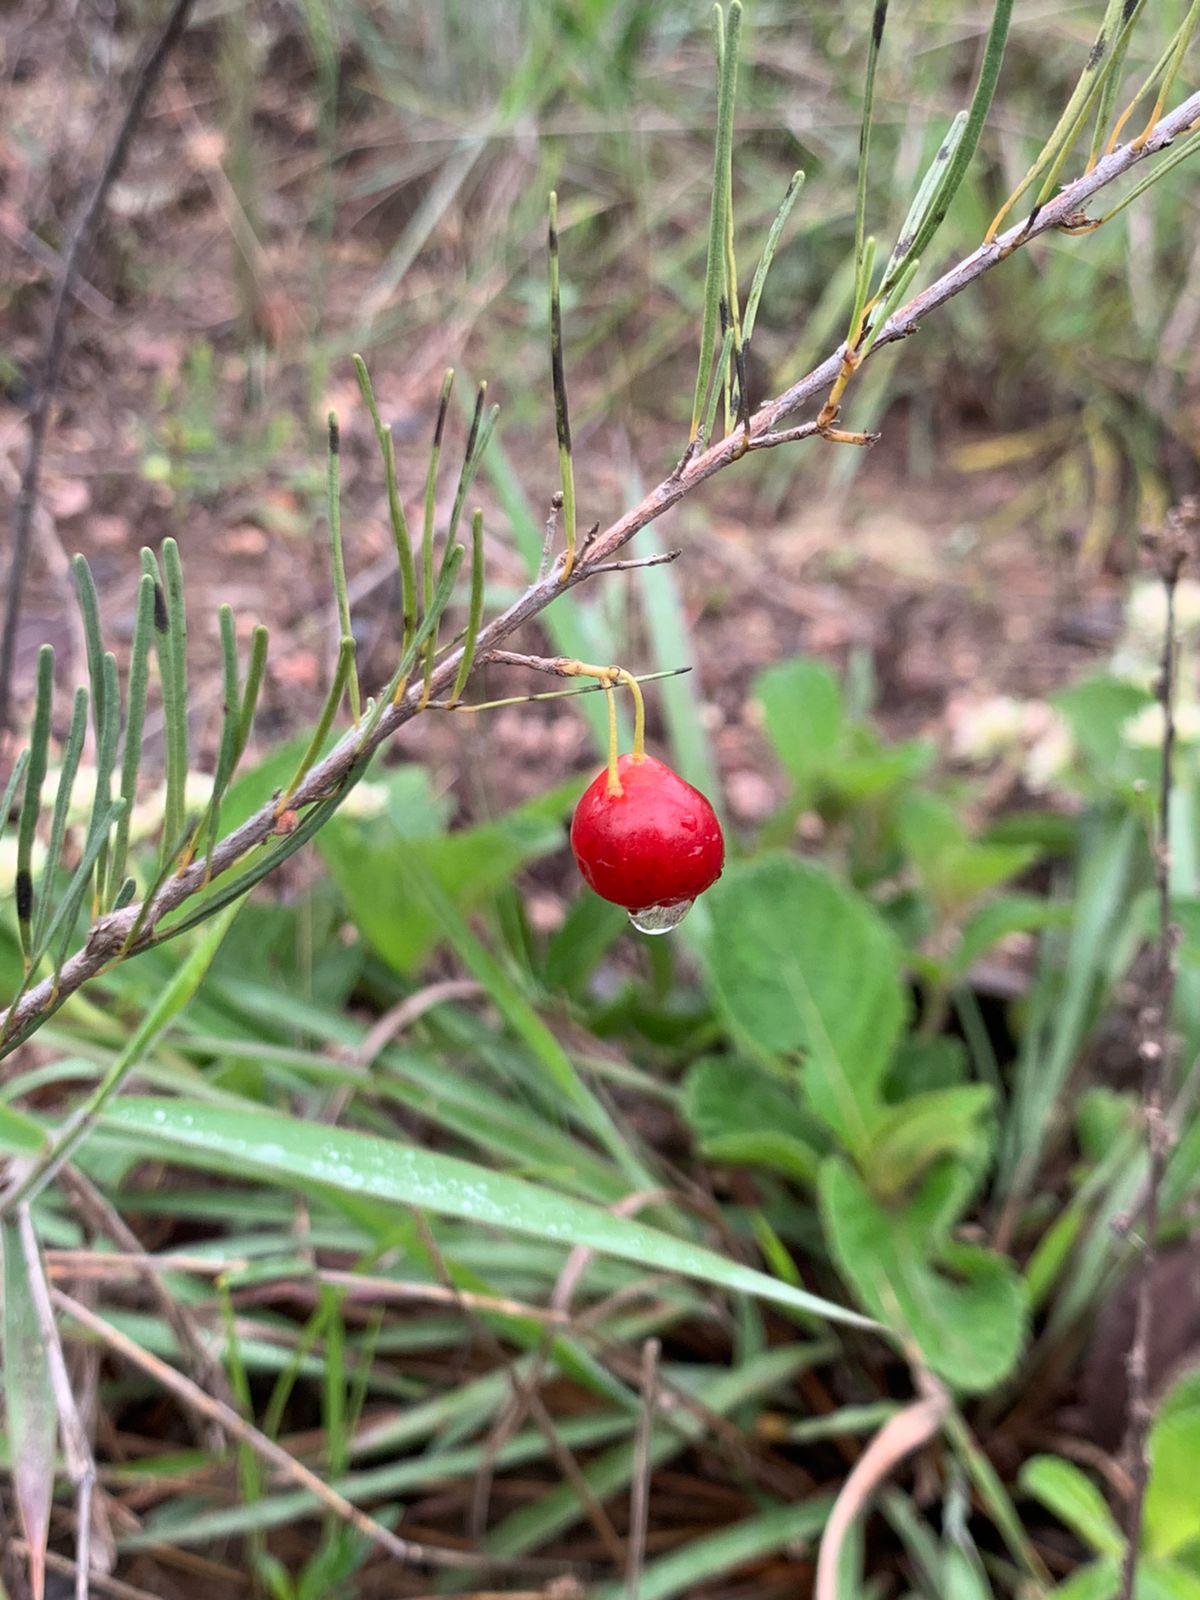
left=815, top=1368, right=949, bottom=1600
left=2, top=90, right=1199, bottom=1040
left=16, top=1207, right=98, bottom=1600
left=1119, top=500, right=1198, bottom=1600
left=0, top=0, right=196, bottom=732
left=10, top=1545, right=161, bottom=1600
left=50, top=1289, right=572, bottom=1576
left=58, top=1166, right=234, bottom=1443
left=626, top=1337, right=660, bottom=1600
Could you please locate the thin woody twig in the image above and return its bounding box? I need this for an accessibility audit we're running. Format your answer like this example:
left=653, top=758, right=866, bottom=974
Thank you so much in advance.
left=0, top=0, right=196, bottom=734
left=585, top=549, right=682, bottom=573
left=626, top=1337, right=660, bottom=1600
left=50, top=1289, right=578, bottom=1577
left=815, top=1367, right=949, bottom=1600
left=2, top=90, right=1199, bottom=1041
left=1119, top=499, right=1199, bottom=1600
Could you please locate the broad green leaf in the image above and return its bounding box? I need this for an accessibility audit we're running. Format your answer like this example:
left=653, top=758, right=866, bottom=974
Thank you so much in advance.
left=1140, top=1563, right=1200, bottom=1600
left=884, top=1037, right=967, bottom=1101
left=863, top=1086, right=993, bottom=1200
left=1019, top=1456, right=1124, bottom=1559
left=819, top=1158, right=1026, bottom=1391
left=101, top=1098, right=874, bottom=1331
left=2, top=1220, right=56, bottom=1599
left=320, top=779, right=576, bottom=975
left=1054, top=675, right=1152, bottom=773
left=754, top=659, right=843, bottom=796
left=1146, top=1375, right=1200, bottom=1559
left=683, top=1057, right=823, bottom=1185
left=898, top=792, right=1037, bottom=912
left=952, top=894, right=1072, bottom=978
left=707, top=857, right=906, bottom=1157
left=1049, top=1563, right=1119, bottom=1600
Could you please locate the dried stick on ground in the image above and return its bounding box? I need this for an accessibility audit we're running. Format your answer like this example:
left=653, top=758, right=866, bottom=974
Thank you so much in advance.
left=1, top=88, right=1199, bottom=1044
left=815, top=1368, right=950, bottom=1600
left=0, top=0, right=196, bottom=733
left=1119, top=499, right=1200, bottom=1600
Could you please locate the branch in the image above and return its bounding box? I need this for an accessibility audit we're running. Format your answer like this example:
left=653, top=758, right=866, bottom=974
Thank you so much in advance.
left=2, top=89, right=1199, bottom=1045
left=1119, top=498, right=1198, bottom=1600
left=0, top=0, right=196, bottom=733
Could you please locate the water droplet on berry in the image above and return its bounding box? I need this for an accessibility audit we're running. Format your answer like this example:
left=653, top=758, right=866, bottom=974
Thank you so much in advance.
left=628, top=899, right=694, bottom=935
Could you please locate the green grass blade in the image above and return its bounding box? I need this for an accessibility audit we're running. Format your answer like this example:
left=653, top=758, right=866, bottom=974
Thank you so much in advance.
left=592, top=1499, right=832, bottom=1600
left=101, top=1098, right=874, bottom=1331
left=6, top=903, right=240, bottom=1212
left=689, top=1, right=742, bottom=441
left=15, top=646, right=54, bottom=961
left=33, top=684, right=88, bottom=950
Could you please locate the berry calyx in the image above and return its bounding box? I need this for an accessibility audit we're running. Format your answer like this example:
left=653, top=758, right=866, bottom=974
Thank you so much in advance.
left=570, top=754, right=725, bottom=926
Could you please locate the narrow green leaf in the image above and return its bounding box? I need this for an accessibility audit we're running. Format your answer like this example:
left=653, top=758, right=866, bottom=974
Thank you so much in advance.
left=422, top=369, right=455, bottom=619
left=689, top=1, right=742, bottom=441
left=235, top=624, right=269, bottom=766
left=895, top=0, right=1011, bottom=268
left=449, top=509, right=485, bottom=705
left=15, top=645, right=54, bottom=959
left=33, top=684, right=88, bottom=950
left=987, top=0, right=1127, bottom=237
left=107, top=573, right=156, bottom=906
left=353, top=354, right=417, bottom=656
left=1019, top=1456, right=1124, bottom=1559
left=0, top=748, right=30, bottom=846
left=742, top=169, right=805, bottom=347
left=204, top=604, right=243, bottom=874
left=850, top=0, right=888, bottom=328
left=71, top=553, right=107, bottom=744
left=280, top=636, right=355, bottom=807
left=325, top=412, right=360, bottom=724
left=161, top=537, right=190, bottom=857
left=362, top=541, right=464, bottom=740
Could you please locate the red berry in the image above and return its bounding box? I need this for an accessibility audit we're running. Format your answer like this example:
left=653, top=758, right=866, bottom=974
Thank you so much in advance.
left=570, top=754, right=725, bottom=918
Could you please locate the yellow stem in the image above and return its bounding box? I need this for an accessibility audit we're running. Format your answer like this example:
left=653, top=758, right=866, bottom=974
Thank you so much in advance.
left=603, top=683, right=621, bottom=795
left=615, top=669, right=646, bottom=761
